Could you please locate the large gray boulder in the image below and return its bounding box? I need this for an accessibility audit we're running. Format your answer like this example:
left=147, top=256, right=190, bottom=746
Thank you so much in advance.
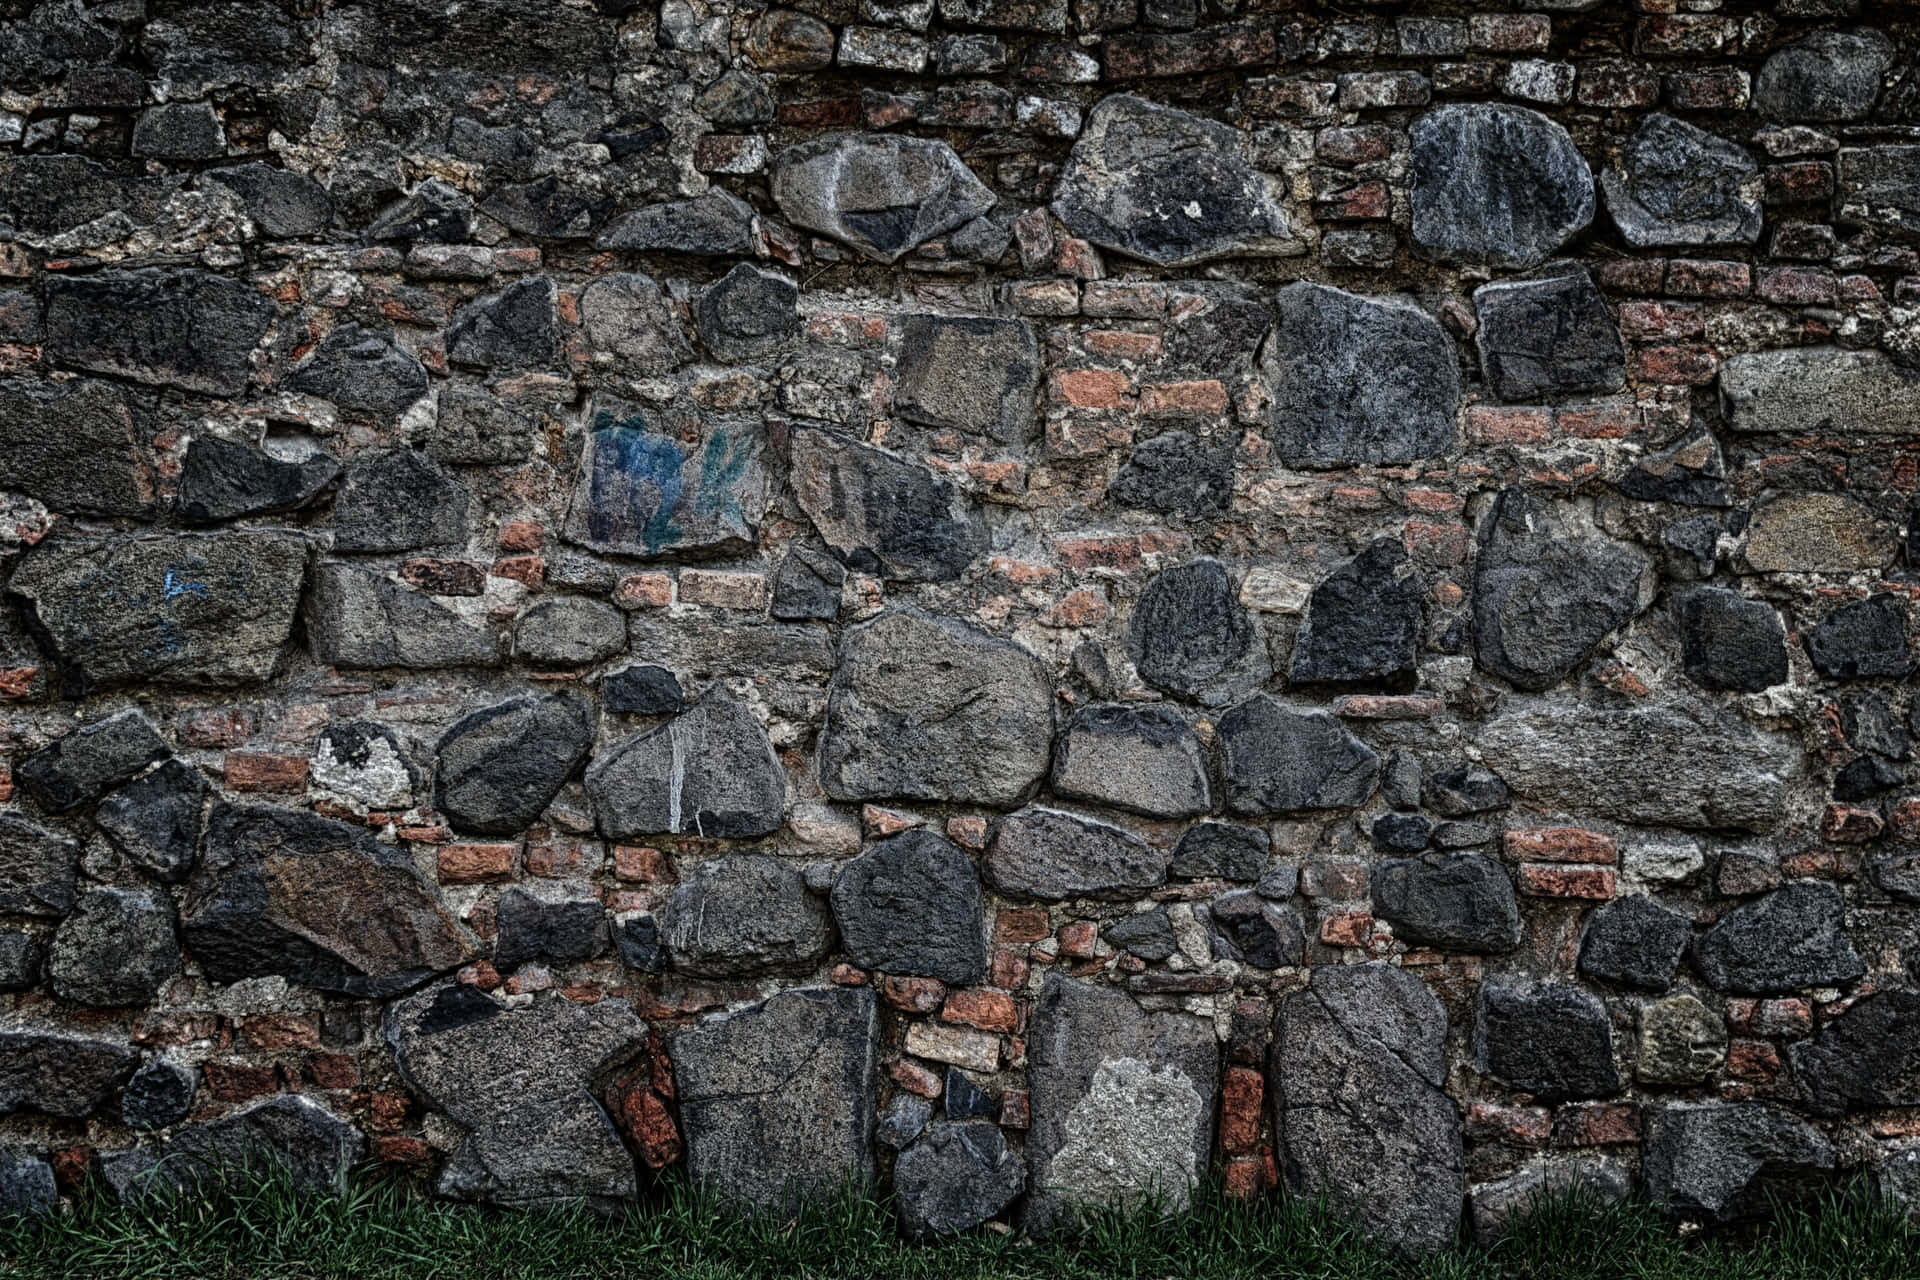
left=1755, top=29, right=1894, bottom=123
left=831, top=832, right=988, bottom=985
left=561, top=396, right=767, bottom=559
left=1217, top=696, right=1380, bottom=814
left=0, top=378, right=152, bottom=518
left=771, top=134, right=995, bottom=263
left=1473, top=266, right=1624, bottom=402
left=1411, top=104, right=1594, bottom=269
left=44, top=268, right=272, bottom=396
left=1642, top=1102, right=1833, bottom=1222
left=1127, top=558, right=1267, bottom=704
left=985, top=807, right=1169, bottom=901
left=1473, top=979, right=1620, bottom=1102
left=103, top=1096, right=363, bottom=1205
left=305, top=563, right=502, bottom=670
left=1372, top=853, right=1522, bottom=954
left=893, top=1120, right=1026, bottom=1238
left=586, top=687, right=785, bottom=840
left=1692, top=882, right=1863, bottom=995
left=1049, top=704, right=1212, bottom=819
left=15, top=709, right=168, bottom=813
left=1288, top=538, right=1424, bottom=691
left=788, top=427, right=986, bottom=583
left=1600, top=114, right=1762, bottom=248
left=435, top=693, right=595, bottom=836
left=0, top=816, right=79, bottom=920
left=0, top=1030, right=138, bottom=1118
left=660, top=856, right=833, bottom=978
left=48, top=886, right=180, bottom=1007
left=894, top=315, right=1040, bottom=445
left=1790, top=990, right=1920, bottom=1117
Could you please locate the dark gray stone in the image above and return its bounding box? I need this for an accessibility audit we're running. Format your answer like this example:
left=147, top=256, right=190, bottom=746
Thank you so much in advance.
left=0, top=817, right=79, bottom=920
left=513, top=597, right=626, bottom=668
left=1872, top=851, right=1920, bottom=904
left=16, top=709, right=168, bottom=814
left=205, top=163, right=334, bottom=237
left=879, top=1095, right=933, bottom=1149
left=1601, top=114, right=1763, bottom=248
left=695, top=70, right=774, bottom=126
left=1470, top=1158, right=1630, bottom=1244
left=45, top=268, right=273, bottom=396
left=1578, top=895, right=1692, bottom=992
left=289, top=325, right=430, bottom=420
left=1834, top=756, right=1902, bottom=801
left=1642, top=1102, right=1833, bottom=1223
left=771, top=134, right=995, bottom=263
left=831, top=831, right=987, bottom=985
left=579, top=274, right=692, bottom=373
left=480, top=178, right=608, bottom=240
left=1619, top=430, right=1732, bottom=507
left=1849, top=691, right=1911, bottom=760
left=661, top=856, right=832, bottom=978
left=602, top=665, right=686, bottom=716
left=364, top=179, right=474, bottom=244
left=1372, top=813, right=1431, bottom=854
left=1209, top=891, right=1304, bottom=968
left=104, top=1096, right=364, bottom=1205
left=435, top=1094, right=637, bottom=1206
left=587, top=687, right=785, bottom=839
left=1373, top=853, right=1522, bottom=953
left=1473, top=266, right=1624, bottom=401
left=494, top=885, right=603, bottom=971
left=1271, top=963, right=1463, bottom=1254
left=446, top=278, right=557, bottom=371
left=895, top=315, right=1040, bottom=444
left=1051, top=94, right=1302, bottom=267
left=1170, top=823, right=1267, bottom=881
left=1694, top=882, right=1863, bottom=995
left=0, top=378, right=151, bottom=518
left=421, top=386, right=535, bottom=466
left=1839, top=146, right=1920, bottom=235
left=1107, top=431, right=1234, bottom=520
left=1755, top=29, right=1894, bottom=124
left=49, top=886, right=180, bottom=1007
left=1423, top=766, right=1511, bottom=818
left=122, top=1059, right=198, bottom=1131
left=176, top=436, right=339, bottom=524
left=562, top=397, right=767, bottom=559
left=985, top=808, right=1168, bottom=901
left=1050, top=703, right=1211, bottom=819
left=895, top=1120, right=1025, bottom=1238
left=1806, top=595, right=1914, bottom=679
left=305, top=563, right=503, bottom=670
left=1260, top=282, right=1459, bottom=469
left=668, top=986, right=877, bottom=1210
left=596, top=191, right=758, bottom=255
left=185, top=803, right=476, bottom=997
left=1790, top=990, right=1920, bottom=1117
left=769, top=547, right=845, bottom=622
left=696, top=264, right=800, bottom=363
left=1473, top=490, right=1651, bottom=691
left=331, top=448, right=468, bottom=552
left=1475, top=979, right=1620, bottom=1101
left=819, top=610, right=1054, bottom=808
left=1411, top=104, right=1594, bottom=269
left=0, top=1152, right=55, bottom=1216
left=1288, top=538, right=1423, bottom=691
left=1104, top=909, right=1177, bottom=961
left=0, top=931, right=41, bottom=991
left=1218, top=695, right=1380, bottom=814
left=1128, top=559, right=1262, bottom=702
left=0, top=1030, right=137, bottom=1118
left=788, top=428, right=985, bottom=583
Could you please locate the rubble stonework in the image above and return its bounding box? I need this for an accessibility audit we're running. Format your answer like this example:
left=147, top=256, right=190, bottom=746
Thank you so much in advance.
left=0, top=0, right=1919, bottom=1255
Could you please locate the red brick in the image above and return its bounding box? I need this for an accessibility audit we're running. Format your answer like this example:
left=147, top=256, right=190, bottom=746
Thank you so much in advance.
left=1663, top=67, right=1749, bottom=111
left=1619, top=300, right=1704, bottom=340
left=1755, top=998, right=1813, bottom=1038
left=990, top=946, right=1030, bottom=990
left=1052, top=534, right=1140, bottom=573
left=497, top=521, right=544, bottom=551
left=237, top=1013, right=321, bottom=1052
left=400, top=558, right=486, bottom=596
left=1764, top=162, right=1834, bottom=207
left=999, top=1089, right=1030, bottom=1129
left=1552, top=1102, right=1640, bottom=1148
left=204, top=1062, right=278, bottom=1101
left=1466, top=405, right=1553, bottom=445
left=608, top=1074, right=684, bottom=1169
left=1727, top=1038, right=1781, bottom=1082
left=1516, top=865, right=1616, bottom=900
left=1503, top=827, right=1618, bottom=865
left=1557, top=403, right=1640, bottom=440
left=1219, top=1066, right=1265, bottom=1157
left=614, top=572, right=673, bottom=609
left=881, top=974, right=947, bottom=1014
left=614, top=845, right=673, bottom=883
left=525, top=841, right=587, bottom=877
left=1467, top=1100, right=1551, bottom=1145
left=890, top=1058, right=942, bottom=1097
left=371, top=1137, right=432, bottom=1169
left=1599, top=259, right=1665, bottom=294
left=943, top=989, right=1019, bottom=1034
left=1320, top=911, right=1373, bottom=947
left=1631, top=344, right=1719, bottom=385
left=1081, top=282, right=1167, bottom=318
left=1056, top=919, right=1099, bottom=959
left=437, top=842, right=518, bottom=884
left=178, top=707, right=253, bottom=748
left=1139, top=379, right=1228, bottom=417
left=1756, top=266, right=1838, bottom=306
left=1051, top=368, right=1133, bottom=409
left=1577, top=61, right=1660, bottom=108
left=947, top=815, right=989, bottom=850
left=224, top=751, right=309, bottom=794
left=1083, top=329, right=1163, bottom=362
left=1822, top=803, right=1884, bottom=843
left=996, top=908, right=1050, bottom=943
left=49, top=1147, right=93, bottom=1195
left=307, top=1053, right=360, bottom=1089
left=1223, top=1156, right=1265, bottom=1201
left=492, top=555, right=545, bottom=591
left=1890, top=797, right=1920, bottom=842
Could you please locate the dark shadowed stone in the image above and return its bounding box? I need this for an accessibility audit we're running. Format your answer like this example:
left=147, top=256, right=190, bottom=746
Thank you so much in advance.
left=788, top=428, right=985, bottom=583
left=587, top=687, right=784, bottom=840
left=579, top=274, right=692, bottom=373
left=1722, top=348, right=1920, bottom=437
left=49, top=886, right=179, bottom=1007
left=769, top=547, right=844, bottom=622
left=831, top=831, right=987, bottom=985
left=1105, top=909, right=1177, bottom=961
left=0, top=817, right=78, bottom=920
left=947, top=1068, right=993, bottom=1119
left=1050, top=703, right=1212, bottom=819
left=1209, top=891, right=1304, bottom=968
left=1839, top=146, right=1920, bottom=235
left=1052, top=94, right=1302, bottom=267
left=1755, top=30, right=1894, bottom=124
left=1411, top=104, right=1594, bottom=269
left=662, top=856, right=832, bottom=978
left=1694, top=882, right=1863, bottom=995
left=1372, top=853, right=1521, bottom=953
left=772, top=134, right=995, bottom=263
left=596, top=191, right=758, bottom=255
left=1218, top=695, right=1379, bottom=814
left=1470, top=1158, right=1630, bottom=1244
left=1848, top=691, right=1909, bottom=759
left=1600, top=114, right=1762, bottom=248
left=0, top=931, right=41, bottom=991
left=1288, top=538, right=1423, bottom=691
left=1170, top=824, right=1267, bottom=881
left=1872, top=852, right=1920, bottom=904
left=1578, top=896, right=1692, bottom=992
left=1260, top=282, right=1459, bottom=469
left=1473, top=266, right=1624, bottom=401
left=986, top=808, right=1167, bottom=901
left=446, top=278, right=557, bottom=371
left=819, top=610, right=1053, bottom=808
left=1833, top=756, right=1901, bottom=801
left=289, top=325, right=430, bottom=419
left=45, top=269, right=273, bottom=396
left=435, top=1094, right=636, bottom=1206
left=0, top=1153, right=54, bottom=1217
left=1423, top=766, right=1511, bottom=818
left=612, top=912, right=664, bottom=973
left=696, top=264, right=800, bottom=363
left=0, top=378, right=151, bottom=518
left=1791, top=990, right=1920, bottom=1117
left=1473, top=490, right=1651, bottom=691
left=513, top=597, right=626, bottom=668
left=1618, top=430, right=1732, bottom=507
left=9, top=532, right=307, bottom=692
left=103, top=1096, right=364, bottom=1205
left=479, top=179, right=608, bottom=240
left=1025, top=973, right=1217, bottom=1234
left=668, top=986, right=876, bottom=1210
left=1271, top=963, right=1462, bottom=1254
left=1643, top=1102, right=1833, bottom=1223
left=364, top=179, right=473, bottom=244
left=122, top=1058, right=197, bottom=1130
left=562, top=397, right=767, bottom=559
left=494, top=885, right=604, bottom=971
left=0, top=1030, right=137, bottom=1118
left=1128, top=559, right=1262, bottom=702
left=895, top=315, right=1040, bottom=444
left=1481, top=695, right=1789, bottom=831
left=1372, top=813, right=1431, bottom=854
left=17, top=709, right=168, bottom=814
left=331, top=449, right=468, bottom=552
left=1676, top=587, right=1789, bottom=693
left=880, top=1096, right=934, bottom=1149
left=1806, top=595, right=1914, bottom=679
left=176, top=436, right=338, bottom=524
left=1107, top=431, right=1234, bottom=519
left=601, top=665, right=686, bottom=716
left=895, top=1120, right=1025, bottom=1238
left=306, top=563, right=501, bottom=670
left=1475, top=979, right=1620, bottom=1101
left=205, top=163, right=334, bottom=237
left=184, top=803, right=476, bottom=997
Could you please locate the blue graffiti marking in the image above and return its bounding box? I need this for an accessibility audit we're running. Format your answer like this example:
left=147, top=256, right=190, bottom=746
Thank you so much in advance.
left=584, top=409, right=688, bottom=555
left=161, top=569, right=210, bottom=602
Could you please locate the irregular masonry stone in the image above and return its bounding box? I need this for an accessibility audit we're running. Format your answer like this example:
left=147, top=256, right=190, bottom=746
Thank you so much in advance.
left=0, top=931, right=41, bottom=991
left=668, top=986, right=876, bottom=1211
left=0, top=378, right=152, bottom=518
left=562, top=397, right=768, bottom=559
left=1744, top=493, right=1894, bottom=573
left=1423, top=766, right=1511, bottom=818
left=696, top=264, right=800, bottom=363
left=44, top=268, right=273, bottom=396
left=1693, top=882, right=1863, bottom=995
left=581, top=274, right=694, bottom=372
left=1637, top=994, right=1728, bottom=1086
left=436, top=694, right=595, bottom=836
left=894, top=1120, right=1025, bottom=1238
left=204, top=163, right=334, bottom=237
left=122, top=1058, right=198, bottom=1130
left=1217, top=696, right=1380, bottom=814
left=831, top=831, right=988, bottom=984
left=1208, top=891, right=1304, bottom=968
left=311, top=722, right=416, bottom=811
left=49, top=886, right=180, bottom=1008
left=330, top=449, right=468, bottom=552
left=1052, top=94, right=1304, bottom=267
left=985, top=807, right=1168, bottom=900
left=1049, top=703, right=1212, bottom=819
left=1788, top=990, right=1920, bottom=1117
left=1288, top=538, right=1424, bottom=691
left=1721, top=349, right=1920, bottom=436
left=16, top=709, right=168, bottom=813
left=1169, top=823, right=1267, bottom=881
left=1372, top=853, right=1522, bottom=953
left=1107, top=431, right=1234, bottom=519
left=1470, top=1158, right=1630, bottom=1244
left=287, top=325, right=430, bottom=419
left=513, top=597, right=627, bottom=667
left=1600, top=114, right=1762, bottom=248
left=596, top=191, right=758, bottom=255
left=1474, top=979, right=1621, bottom=1102
left=1473, top=266, right=1625, bottom=402
left=0, top=1030, right=137, bottom=1119
left=1577, top=895, right=1692, bottom=992
left=661, top=855, right=833, bottom=977
left=771, top=134, right=994, bottom=263
left=1411, top=104, right=1594, bottom=269
left=494, top=884, right=604, bottom=971
left=819, top=610, right=1053, bottom=808
left=602, top=664, right=687, bottom=715
left=0, top=817, right=79, bottom=920
left=788, top=427, right=985, bottom=583
left=175, top=436, right=339, bottom=524
left=769, top=547, right=845, bottom=622
left=445, top=277, right=557, bottom=371
left=1128, top=559, right=1266, bottom=703
left=1755, top=30, right=1894, bottom=123
left=894, top=315, right=1040, bottom=444
left=1104, top=908, right=1177, bottom=961
left=1618, top=430, right=1732, bottom=508
left=1805, top=595, right=1914, bottom=679
left=0, top=1153, right=54, bottom=1217
left=305, top=563, right=502, bottom=670
left=587, top=687, right=785, bottom=839
left=103, top=1096, right=363, bottom=1205
left=1675, top=588, right=1789, bottom=692
left=1643, top=1102, right=1834, bottom=1223
left=1839, top=145, right=1920, bottom=234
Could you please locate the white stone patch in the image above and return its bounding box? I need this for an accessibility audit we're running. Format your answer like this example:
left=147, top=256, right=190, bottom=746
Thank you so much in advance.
left=311, top=733, right=413, bottom=810
left=1049, top=1056, right=1204, bottom=1213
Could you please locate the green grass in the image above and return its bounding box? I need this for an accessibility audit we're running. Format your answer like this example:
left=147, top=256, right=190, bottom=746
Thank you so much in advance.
left=1, top=1167, right=1914, bottom=1280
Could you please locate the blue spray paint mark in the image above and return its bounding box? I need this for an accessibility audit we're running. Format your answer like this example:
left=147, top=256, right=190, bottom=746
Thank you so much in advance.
left=161, top=569, right=210, bottom=602
left=584, top=409, right=688, bottom=555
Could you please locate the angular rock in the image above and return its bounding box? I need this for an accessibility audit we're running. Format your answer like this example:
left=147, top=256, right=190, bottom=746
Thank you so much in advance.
left=1025, top=974, right=1217, bottom=1234
left=1845, top=691, right=1910, bottom=760
left=204, top=162, right=334, bottom=237
left=1169, top=823, right=1267, bottom=882
left=1372, top=813, right=1432, bottom=854
left=1834, top=755, right=1902, bottom=802
left=1411, top=104, right=1594, bottom=269
left=331, top=449, right=469, bottom=553
left=830, top=831, right=988, bottom=985
left=1694, top=882, right=1863, bottom=995
left=788, top=428, right=985, bottom=583
left=1049, top=703, right=1212, bottom=820
left=311, top=722, right=416, bottom=811
left=9, top=532, right=308, bottom=692
left=104, top=1096, right=363, bottom=1205
left=596, top=191, right=758, bottom=255
left=1755, top=30, right=1894, bottom=123
left=0, top=1030, right=137, bottom=1118
left=122, top=1058, right=198, bottom=1130
left=1474, top=266, right=1625, bottom=401
left=768, top=547, right=845, bottom=622
left=1722, top=348, right=1920, bottom=436
left=1600, top=114, right=1762, bottom=248
left=1217, top=696, right=1380, bottom=814
left=1104, top=909, right=1177, bottom=961
left=288, top=325, right=430, bottom=419
left=1470, top=1158, right=1630, bottom=1244
left=445, top=278, right=556, bottom=371
left=1745, top=493, right=1894, bottom=572
left=1874, top=1147, right=1920, bottom=1224
left=1642, top=1102, right=1833, bottom=1222
left=513, top=597, right=626, bottom=667
left=579, top=273, right=693, bottom=373
left=1479, top=695, right=1789, bottom=832
left=668, top=986, right=877, bottom=1210
left=1423, top=766, right=1511, bottom=818
left=0, top=817, right=79, bottom=920
left=1872, top=851, right=1920, bottom=904
left=184, top=803, right=475, bottom=997
left=16, top=709, right=168, bottom=814
left=0, top=1152, right=55, bottom=1217
left=562, top=397, right=767, bottom=559
left=0, top=931, right=41, bottom=991
left=771, top=134, right=995, bottom=263
left=611, top=911, right=664, bottom=973
left=1637, top=994, right=1728, bottom=1086
left=305, top=563, right=502, bottom=670
left=1271, top=963, right=1463, bottom=1254
left=435, top=1093, right=637, bottom=1206
left=364, top=179, right=473, bottom=244
left=1790, top=990, right=1920, bottom=1117
left=1288, top=538, right=1423, bottom=690
left=1675, top=587, right=1789, bottom=693
left=1209, top=891, right=1304, bottom=968
left=0, top=378, right=152, bottom=518
left=1372, top=853, right=1522, bottom=953
left=1260, top=282, right=1459, bottom=468
left=986, top=808, right=1167, bottom=901
left=1475, top=979, right=1620, bottom=1101
left=895, top=315, right=1040, bottom=444
left=49, top=886, right=180, bottom=1008
left=587, top=687, right=784, bottom=839
left=1619, top=430, right=1732, bottom=507
left=44, top=268, right=273, bottom=396
left=175, top=436, right=338, bottom=524
left=1839, top=145, right=1920, bottom=234
left=696, top=264, right=800, bottom=363
left=819, top=610, right=1053, bottom=808
left=601, top=664, right=686, bottom=716
left=1128, top=559, right=1262, bottom=702
left=436, top=694, right=594, bottom=836
left=895, top=1120, right=1025, bottom=1238
left=660, top=856, right=832, bottom=978
left=1578, top=895, right=1692, bottom=992
left=1806, top=595, right=1913, bottom=679
left=494, top=884, right=603, bottom=971
left=1107, top=431, right=1234, bottom=519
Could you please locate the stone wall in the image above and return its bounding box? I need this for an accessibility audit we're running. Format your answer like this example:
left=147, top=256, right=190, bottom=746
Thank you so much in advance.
left=0, top=0, right=1918, bottom=1252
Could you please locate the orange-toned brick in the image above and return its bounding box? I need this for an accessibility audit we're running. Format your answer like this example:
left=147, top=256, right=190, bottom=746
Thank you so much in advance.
left=1516, top=864, right=1616, bottom=900
left=1466, top=405, right=1553, bottom=445
left=614, top=572, right=673, bottom=609
left=1219, top=1066, right=1265, bottom=1157
left=497, top=521, right=545, bottom=551
left=1503, top=827, right=1618, bottom=865
left=492, top=554, right=546, bottom=590
left=224, top=751, right=309, bottom=794
left=1320, top=911, right=1374, bottom=947
left=943, top=989, right=1019, bottom=1034
left=996, top=908, right=1051, bottom=943
left=1051, top=534, right=1140, bottom=572
left=1050, top=368, right=1133, bottom=409
left=1139, top=379, right=1229, bottom=417
left=437, top=842, right=519, bottom=884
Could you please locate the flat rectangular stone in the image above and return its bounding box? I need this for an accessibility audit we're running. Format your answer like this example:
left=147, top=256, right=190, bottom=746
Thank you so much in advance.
left=904, top=1020, right=1000, bottom=1072
left=1721, top=347, right=1920, bottom=435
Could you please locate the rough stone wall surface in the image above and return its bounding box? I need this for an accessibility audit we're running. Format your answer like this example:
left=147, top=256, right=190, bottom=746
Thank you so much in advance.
left=3, top=0, right=1920, bottom=1250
